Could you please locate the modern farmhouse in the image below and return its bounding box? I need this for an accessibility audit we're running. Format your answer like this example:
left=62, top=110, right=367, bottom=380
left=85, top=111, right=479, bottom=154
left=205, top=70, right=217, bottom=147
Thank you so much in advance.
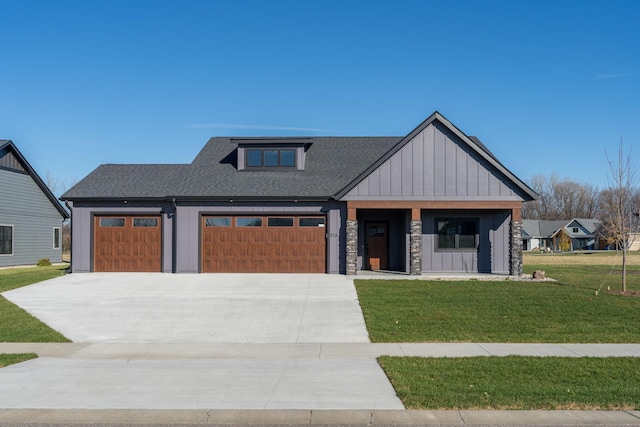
left=61, top=112, right=536, bottom=275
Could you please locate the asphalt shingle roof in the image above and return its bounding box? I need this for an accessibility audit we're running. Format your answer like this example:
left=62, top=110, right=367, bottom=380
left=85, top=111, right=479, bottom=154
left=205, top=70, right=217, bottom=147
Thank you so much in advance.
left=62, top=137, right=402, bottom=200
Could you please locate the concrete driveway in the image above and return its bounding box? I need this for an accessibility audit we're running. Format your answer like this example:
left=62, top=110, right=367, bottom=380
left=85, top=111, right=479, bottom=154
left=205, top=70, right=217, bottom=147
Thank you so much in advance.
left=0, top=273, right=406, bottom=410
left=2, top=273, right=371, bottom=343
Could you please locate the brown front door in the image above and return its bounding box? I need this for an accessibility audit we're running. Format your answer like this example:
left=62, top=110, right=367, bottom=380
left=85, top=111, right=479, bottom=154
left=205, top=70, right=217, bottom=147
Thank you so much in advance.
left=366, top=222, right=388, bottom=270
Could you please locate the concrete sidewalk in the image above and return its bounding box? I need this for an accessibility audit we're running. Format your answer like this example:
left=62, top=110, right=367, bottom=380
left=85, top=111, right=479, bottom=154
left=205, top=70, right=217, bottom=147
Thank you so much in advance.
left=1, top=408, right=639, bottom=425
left=3, top=341, right=640, bottom=358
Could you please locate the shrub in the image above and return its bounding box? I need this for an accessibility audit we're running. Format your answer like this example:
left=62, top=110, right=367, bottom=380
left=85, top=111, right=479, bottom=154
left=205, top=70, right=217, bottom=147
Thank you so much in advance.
left=36, top=258, right=52, bottom=267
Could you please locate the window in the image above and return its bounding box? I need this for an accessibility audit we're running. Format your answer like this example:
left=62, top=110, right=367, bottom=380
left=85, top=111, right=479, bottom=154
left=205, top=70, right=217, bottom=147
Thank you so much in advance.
left=133, top=218, right=158, bottom=227
left=100, top=218, right=125, bottom=227
left=236, top=217, right=263, bottom=227
left=436, top=219, right=478, bottom=250
left=245, top=148, right=296, bottom=168
left=299, top=217, right=325, bottom=227
left=205, top=217, right=231, bottom=227
left=0, top=225, right=13, bottom=255
left=268, top=217, right=294, bottom=227
left=53, top=227, right=60, bottom=249
left=572, top=227, right=579, bottom=233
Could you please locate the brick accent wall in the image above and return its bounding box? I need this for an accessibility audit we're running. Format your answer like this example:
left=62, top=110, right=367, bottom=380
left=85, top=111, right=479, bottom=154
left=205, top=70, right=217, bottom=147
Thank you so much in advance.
left=346, top=220, right=358, bottom=275
left=510, top=220, right=523, bottom=276
left=410, top=220, right=422, bottom=275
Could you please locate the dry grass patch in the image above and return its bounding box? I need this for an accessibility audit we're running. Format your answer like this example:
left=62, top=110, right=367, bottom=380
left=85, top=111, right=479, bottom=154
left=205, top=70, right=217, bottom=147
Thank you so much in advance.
left=524, top=251, right=640, bottom=266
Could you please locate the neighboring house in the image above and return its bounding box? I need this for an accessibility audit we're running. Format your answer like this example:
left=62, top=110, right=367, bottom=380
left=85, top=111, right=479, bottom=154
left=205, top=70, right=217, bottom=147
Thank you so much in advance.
left=522, top=218, right=602, bottom=252
left=0, top=140, right=70, bottom=267
left=61, top=112, right=537, bottom=275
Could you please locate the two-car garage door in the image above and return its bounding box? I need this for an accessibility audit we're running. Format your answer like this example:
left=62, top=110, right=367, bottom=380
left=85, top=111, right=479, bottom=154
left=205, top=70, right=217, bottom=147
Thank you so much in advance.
left=201, top=215, right=326, bottom=273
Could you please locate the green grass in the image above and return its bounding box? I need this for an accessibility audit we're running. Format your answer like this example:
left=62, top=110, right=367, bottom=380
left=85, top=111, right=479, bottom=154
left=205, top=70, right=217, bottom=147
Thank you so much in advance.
left=0, top=265, right=68, bottom=292
left=378, top=356, right=640, bottom=410
left=0, top=353, right=38, bottom=368
left=354, top=278, right=640, bottom=343
left=0, top=265, right=70, bottom=342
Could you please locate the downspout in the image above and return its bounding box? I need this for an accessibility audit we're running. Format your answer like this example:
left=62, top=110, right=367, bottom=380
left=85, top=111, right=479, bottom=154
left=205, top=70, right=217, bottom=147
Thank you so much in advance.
left=64, top=200, right=72, bottom=272
left=172, top=198, right=177, bottom=273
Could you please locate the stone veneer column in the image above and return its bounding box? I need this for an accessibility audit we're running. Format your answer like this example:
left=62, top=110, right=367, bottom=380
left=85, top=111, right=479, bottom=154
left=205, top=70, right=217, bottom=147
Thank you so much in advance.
left=346, top=220, right=358, bottom=276
left=510, top=220, right=523, bottom=276
left=410, top=220, right=422, bottom=275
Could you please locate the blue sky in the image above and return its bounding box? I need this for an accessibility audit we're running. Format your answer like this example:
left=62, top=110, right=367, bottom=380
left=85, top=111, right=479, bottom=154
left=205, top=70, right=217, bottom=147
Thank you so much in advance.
left=1, top=0, right=639, bottom=196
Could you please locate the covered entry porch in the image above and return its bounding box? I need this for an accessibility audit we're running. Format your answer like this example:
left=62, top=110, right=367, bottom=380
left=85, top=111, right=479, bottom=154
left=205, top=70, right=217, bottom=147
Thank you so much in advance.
left=345, top=201, right=523, bottom=276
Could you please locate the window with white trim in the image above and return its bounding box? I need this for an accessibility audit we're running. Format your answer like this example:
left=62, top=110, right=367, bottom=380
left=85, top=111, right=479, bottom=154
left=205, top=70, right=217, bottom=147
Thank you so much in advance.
left=0, top=225, right=13, bottom=255
left=53, top=227, right=60, bottom=249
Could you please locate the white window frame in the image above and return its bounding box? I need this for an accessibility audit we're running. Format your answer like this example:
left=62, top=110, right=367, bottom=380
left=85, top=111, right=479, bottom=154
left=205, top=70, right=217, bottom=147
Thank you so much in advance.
left=53, top=227, right=61, bottom=250
left=0, top=224, right=14, bottom=256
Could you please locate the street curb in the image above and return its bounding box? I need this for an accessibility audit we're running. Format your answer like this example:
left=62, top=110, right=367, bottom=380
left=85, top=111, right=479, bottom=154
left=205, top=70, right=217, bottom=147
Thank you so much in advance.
left=1, top=409, right=639, bottom=425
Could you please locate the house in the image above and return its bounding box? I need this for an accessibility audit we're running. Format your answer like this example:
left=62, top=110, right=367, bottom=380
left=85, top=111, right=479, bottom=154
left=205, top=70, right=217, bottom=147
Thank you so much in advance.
left=61, top=112, right=537, bottom=275
left=0, top=140, right=70, bottom=267
left=522, top=218, right=602, bottom=252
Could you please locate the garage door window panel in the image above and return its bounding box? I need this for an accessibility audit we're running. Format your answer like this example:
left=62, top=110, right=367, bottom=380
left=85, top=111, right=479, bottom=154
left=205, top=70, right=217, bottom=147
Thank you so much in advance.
left=299, top=218, right=325, bottom=227
left=133, top=218, right=158, bottom=227
left=100, top=218, right=125, bottom=227
left=268, top=217, right=294, bottom=227
left=236, top=217, right=263, bottom=227
left=205, top=217, right=231, bottom=227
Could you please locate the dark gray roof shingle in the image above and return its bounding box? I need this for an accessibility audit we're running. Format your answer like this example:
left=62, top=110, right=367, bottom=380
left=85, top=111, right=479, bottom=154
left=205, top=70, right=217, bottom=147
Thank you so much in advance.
left=62, top=137, right=402, bottom=199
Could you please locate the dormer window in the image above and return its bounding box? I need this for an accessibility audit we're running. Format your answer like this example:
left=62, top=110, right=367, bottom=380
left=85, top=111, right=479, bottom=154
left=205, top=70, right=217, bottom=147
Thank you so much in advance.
left=246, top=148, right=296, bottom=168
left=234, top=138, right=312, bottom=171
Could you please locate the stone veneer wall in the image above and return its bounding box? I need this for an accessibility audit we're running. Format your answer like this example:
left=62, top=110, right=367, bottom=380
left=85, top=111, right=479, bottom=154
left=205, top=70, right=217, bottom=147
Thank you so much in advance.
left=510, top=220, right=523, bottom=276
left=346, top=220, right=358, bottom=275
left=410, top=220, right=422, bottom=275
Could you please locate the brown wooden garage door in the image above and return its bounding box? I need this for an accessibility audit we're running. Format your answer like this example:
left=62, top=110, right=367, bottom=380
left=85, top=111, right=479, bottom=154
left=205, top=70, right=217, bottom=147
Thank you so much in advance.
left=202, top=215, right=326, bottom=273
left=94, top=216, right=161, bottom=272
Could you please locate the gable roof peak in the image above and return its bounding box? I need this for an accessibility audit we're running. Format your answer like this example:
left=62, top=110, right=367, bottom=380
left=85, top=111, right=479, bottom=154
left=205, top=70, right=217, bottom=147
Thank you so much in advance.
left=333, top=111, right=538, bottom=201
left=0, top=140, right=69, bottom=218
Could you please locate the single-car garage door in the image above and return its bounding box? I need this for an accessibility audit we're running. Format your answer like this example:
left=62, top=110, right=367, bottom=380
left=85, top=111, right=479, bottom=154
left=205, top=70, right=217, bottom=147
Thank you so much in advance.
left=94, top=216, right=162, bottom=272
left=202, top=215, right=326, bottom=273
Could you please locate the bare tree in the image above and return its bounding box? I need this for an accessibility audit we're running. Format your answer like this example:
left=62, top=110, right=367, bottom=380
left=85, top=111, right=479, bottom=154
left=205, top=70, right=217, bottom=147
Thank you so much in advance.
left=522, top=174, right=600, bottom=220
left=601, top=138, right=640, bottom=292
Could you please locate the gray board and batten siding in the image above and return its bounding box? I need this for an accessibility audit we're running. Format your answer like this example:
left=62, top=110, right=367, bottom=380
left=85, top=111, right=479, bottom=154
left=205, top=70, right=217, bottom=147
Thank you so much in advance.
left=341, top=121, right=527, bottom=201
left=0, top=141, right=69, bottom=267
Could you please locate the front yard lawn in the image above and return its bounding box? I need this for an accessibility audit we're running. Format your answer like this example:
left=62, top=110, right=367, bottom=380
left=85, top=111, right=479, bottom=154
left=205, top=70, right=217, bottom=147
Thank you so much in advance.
left=0, top=265, right=70, bottom=342
left=379, top=356, right=640, bottom=410
left=355, top=265, right=640, bottom=343
left=0, top=265, right=68, bottom=293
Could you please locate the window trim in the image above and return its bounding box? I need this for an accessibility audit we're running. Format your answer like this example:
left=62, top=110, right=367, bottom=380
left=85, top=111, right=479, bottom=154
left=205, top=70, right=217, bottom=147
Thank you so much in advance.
left=53, top=227, right=61, bottom=250
left=0, top=224, right=14, bottom=256
left=435, top=218, right=479, bottom=251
